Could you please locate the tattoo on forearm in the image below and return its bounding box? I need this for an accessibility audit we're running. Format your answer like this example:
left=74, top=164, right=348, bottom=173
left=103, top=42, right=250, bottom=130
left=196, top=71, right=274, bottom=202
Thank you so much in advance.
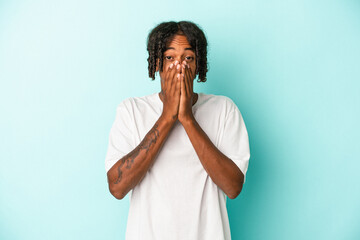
left=114, top=123, right=160, bottom=184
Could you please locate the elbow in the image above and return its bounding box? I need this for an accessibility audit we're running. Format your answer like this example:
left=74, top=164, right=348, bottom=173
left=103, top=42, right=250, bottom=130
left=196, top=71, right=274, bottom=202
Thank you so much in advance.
left=110, top=188, right=125, bottom=200
left=107, top=171, right=126, bottom=200
left=227, top=187, right=242, bottom=199
left=114, top=193, right=125, bottom=200
left=108, top=182, right=126, bottom=200
left=227, top=177, right=244, bottom=199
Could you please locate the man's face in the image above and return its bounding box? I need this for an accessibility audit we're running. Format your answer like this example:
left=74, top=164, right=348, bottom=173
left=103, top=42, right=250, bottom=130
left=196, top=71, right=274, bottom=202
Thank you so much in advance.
left=157, top=33, right=196, bottom=82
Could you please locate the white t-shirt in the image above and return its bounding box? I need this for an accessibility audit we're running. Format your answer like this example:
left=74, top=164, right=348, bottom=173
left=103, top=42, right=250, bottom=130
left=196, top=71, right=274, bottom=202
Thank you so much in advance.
left=105, top=92, right=250, bottom=240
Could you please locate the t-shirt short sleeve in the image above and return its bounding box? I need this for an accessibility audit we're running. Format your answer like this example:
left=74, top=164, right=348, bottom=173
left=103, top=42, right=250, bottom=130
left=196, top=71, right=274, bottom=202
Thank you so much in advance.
left=218, top=101, right=250, bottom=184
left=105, top=101, right=135, bottom=173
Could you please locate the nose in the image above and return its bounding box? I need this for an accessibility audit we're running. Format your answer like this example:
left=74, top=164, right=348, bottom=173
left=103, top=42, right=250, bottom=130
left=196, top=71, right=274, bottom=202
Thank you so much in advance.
left=174, top=57, right=182, bottom=63
left=173, top=58, right=187, bottom=72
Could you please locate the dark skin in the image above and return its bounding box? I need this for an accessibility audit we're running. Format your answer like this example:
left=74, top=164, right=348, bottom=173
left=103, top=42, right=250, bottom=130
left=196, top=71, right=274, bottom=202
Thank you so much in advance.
left=156, top=33, right=199, bottom=122
left=107, top=33, right=244, bottom=200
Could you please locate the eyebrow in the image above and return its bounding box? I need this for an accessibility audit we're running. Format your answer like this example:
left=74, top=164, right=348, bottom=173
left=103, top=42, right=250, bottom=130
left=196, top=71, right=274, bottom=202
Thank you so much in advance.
left=165, top=47, right=194, bottom=51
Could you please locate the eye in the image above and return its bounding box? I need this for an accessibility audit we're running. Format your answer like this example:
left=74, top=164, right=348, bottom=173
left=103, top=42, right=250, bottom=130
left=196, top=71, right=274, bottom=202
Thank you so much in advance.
left=165, top=56, right=172, bottom=60
left=185, top=56, right=194, bottom=61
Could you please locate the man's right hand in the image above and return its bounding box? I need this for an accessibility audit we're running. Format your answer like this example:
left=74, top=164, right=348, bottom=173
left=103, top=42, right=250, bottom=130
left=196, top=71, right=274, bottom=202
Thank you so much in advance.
left=159, top=60, right=182, bottom=122
left=107, top=61, right=184, bottom=200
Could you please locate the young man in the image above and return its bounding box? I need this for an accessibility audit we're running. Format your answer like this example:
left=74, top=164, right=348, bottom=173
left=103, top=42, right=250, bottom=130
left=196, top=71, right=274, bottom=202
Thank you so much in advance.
left=105, top=21, right=250, bottom=240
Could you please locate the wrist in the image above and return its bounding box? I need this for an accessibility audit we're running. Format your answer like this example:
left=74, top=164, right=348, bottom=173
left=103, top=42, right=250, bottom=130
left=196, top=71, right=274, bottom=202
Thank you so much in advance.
left=159, top=113, right=177, bottom=126
left=179, top=115, right=196, bottom=127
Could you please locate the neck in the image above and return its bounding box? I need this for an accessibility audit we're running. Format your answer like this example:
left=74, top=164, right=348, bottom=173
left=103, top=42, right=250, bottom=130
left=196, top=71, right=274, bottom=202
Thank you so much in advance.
left=158, top=92, right=199, bottom=106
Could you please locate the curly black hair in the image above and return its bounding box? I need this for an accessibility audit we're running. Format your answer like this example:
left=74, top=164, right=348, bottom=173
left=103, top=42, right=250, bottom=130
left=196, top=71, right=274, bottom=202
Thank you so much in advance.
left=146, top=21, right=208, bottom=83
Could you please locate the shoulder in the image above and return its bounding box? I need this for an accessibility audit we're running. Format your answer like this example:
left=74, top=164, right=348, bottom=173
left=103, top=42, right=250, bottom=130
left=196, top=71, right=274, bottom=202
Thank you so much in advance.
left=200, top=93, right=239, bottom=113
left=116, top=92, right=158, bottom=111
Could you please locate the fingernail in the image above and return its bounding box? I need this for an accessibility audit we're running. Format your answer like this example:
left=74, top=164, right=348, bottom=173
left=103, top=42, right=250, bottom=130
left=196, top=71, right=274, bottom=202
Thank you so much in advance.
left=170, top=63, right=173, bottom=69
left=177, top=64, right=180, bottom=70
left=175, top=60, right=178, bottom=65
left=177, top=73, right=180, bottom=79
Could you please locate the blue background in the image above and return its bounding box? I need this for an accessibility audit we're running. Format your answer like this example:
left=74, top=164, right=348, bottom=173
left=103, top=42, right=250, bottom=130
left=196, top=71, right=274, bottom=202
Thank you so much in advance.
left=1, top=0, right=359, bottom=239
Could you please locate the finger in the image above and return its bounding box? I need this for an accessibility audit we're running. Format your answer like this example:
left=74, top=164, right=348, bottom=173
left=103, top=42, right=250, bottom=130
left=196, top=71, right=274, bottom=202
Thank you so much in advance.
left=168, top=61, right=178, bottom=93
left=180, top=71, right=185, bottom=97
left=181, top=62, right=188, bottom=93
left=186, top=65, right=192, bottom=95
left=179, top=62, right=187, bottom=94
left=163, top=63, right=173, bottom=91
left=172, top=61, right=181, bottom=94
left=187, top=64, right=194, bottom=81
left=182, top=67, right=188, bottom=95
left=187, top=64, right=194, bottom=93
left=175, top=63, right=182, bottom=94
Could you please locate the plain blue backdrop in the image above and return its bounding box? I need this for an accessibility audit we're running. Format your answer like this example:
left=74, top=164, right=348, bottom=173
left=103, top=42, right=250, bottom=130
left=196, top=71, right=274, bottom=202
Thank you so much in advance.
left=1, top=0, right=359, bottom=239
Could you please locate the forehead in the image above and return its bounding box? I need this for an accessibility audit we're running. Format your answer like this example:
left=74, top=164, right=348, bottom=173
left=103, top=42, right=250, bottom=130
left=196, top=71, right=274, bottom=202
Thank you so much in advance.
left=166, top=34, right=192, bottom=49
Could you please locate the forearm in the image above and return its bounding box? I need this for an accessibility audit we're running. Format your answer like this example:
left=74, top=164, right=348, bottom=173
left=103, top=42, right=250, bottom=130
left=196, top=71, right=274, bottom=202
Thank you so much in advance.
left=107, top=115, right=175, bottom=199
left=182, top=117, right=244, bottom=199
